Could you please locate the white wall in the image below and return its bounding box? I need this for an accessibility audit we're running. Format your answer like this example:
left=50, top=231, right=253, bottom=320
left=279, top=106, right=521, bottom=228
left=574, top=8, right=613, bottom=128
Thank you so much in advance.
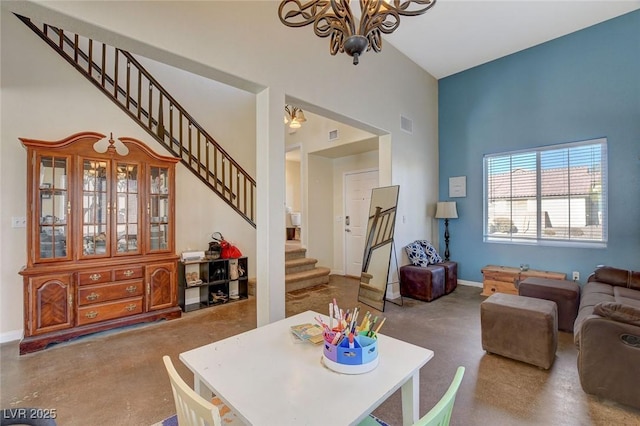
left=306, top=155, right=334, bottom=267
left=0, top=8, right=257, bottom=338
left=285, top=160, right=301, bottom=212
left=135, top=56, right=257, bottom=178
left=1, top=0, right=439, bottom=335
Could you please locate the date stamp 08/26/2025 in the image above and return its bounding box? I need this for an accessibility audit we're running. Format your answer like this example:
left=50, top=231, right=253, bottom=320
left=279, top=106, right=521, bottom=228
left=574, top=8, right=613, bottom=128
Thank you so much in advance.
left=2, top=408, right=57, bottom=421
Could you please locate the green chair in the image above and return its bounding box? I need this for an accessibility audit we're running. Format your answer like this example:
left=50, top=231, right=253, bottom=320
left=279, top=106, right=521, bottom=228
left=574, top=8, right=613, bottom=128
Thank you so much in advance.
left=359, top=366, right=465, bottom=426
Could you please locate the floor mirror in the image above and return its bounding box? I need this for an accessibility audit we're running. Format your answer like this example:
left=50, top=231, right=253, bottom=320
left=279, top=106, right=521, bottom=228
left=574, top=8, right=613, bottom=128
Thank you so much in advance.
left=358, top=185, right=399, bottom=311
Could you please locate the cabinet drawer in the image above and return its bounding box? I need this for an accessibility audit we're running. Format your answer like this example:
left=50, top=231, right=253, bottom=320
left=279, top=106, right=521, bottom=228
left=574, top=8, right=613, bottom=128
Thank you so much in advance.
left=114, top=266, right=144, bottom=281
left=77, top=296, right=144, bottom=325
left=78, top=269, right=112, bottom=286
left=482, top=279, right=518, bottom=296
left=78, top=280, right=144, bottom=306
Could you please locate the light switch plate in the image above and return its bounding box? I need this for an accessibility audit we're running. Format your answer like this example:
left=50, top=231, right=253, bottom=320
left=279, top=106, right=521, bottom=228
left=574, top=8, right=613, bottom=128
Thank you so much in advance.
left=12, top=216, right=26, bottom=228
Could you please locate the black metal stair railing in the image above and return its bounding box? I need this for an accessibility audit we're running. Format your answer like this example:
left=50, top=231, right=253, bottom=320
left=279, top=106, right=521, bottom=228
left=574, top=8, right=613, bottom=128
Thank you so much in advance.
left=16, top=14, right=256, bottom=227
left=362, top=206, right=397, bottom=272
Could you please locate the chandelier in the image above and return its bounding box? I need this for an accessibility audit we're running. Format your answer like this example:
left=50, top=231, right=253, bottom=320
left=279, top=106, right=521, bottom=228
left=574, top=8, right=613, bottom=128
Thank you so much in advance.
left=284, top=105, right=307, bottom=129
left=278, top=0, right=436, bottom=65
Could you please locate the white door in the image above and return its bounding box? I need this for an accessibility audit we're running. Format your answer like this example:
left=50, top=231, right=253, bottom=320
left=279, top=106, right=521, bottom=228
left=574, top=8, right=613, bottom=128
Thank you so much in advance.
left=345, top=170, right=379, bottom=277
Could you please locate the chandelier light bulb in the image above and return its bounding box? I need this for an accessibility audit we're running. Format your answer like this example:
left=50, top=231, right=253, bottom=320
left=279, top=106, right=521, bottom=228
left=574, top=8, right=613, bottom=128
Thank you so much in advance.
left=289, top=119, right=301, bottom=129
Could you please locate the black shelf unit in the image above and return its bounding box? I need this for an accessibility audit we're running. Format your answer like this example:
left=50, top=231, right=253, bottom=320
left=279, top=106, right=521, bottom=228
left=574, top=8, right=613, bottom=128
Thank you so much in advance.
left=178, top=256, right=248, bottom=312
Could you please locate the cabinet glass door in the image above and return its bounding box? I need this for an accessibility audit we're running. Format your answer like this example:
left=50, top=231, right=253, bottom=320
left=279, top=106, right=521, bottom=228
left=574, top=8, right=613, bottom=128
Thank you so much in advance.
left=36, top=155, right=71, bottom=262
left=148, top=166, right=171, bottom=253
left=81, top=158, right=110, bottom=258
left=115, top=162, right=140, bottom=255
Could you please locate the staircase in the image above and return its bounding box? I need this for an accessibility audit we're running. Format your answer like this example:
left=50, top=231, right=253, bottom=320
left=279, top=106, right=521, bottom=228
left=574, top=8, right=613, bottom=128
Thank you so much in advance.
left=285, top=246, right=330, bottom=292
left=15, top=14, right=255, bottom=227
left=246, top=246, right=330, bottom=296
left=16, top=13, right=334, bottom=291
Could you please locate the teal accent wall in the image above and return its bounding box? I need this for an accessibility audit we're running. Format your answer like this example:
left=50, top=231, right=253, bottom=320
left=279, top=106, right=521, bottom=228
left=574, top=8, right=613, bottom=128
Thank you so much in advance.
left=438, top=10, right=640, bottom=283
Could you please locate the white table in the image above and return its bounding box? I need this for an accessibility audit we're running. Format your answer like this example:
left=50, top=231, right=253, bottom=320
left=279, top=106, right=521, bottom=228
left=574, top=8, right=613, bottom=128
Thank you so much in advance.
left=180, top=310, right=434, bottom=426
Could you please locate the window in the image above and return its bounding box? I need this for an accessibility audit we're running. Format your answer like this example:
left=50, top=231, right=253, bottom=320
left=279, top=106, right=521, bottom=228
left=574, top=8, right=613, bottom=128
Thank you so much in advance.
left=483, top=138, right=607, bottom=247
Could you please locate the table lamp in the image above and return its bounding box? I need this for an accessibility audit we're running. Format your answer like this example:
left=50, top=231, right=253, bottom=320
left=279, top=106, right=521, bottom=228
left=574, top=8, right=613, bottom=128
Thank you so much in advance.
left=435, top=201, right=458, bottom=261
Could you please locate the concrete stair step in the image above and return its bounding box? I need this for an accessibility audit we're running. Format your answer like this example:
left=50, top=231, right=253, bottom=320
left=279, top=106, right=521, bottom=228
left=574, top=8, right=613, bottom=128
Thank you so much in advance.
left=248, top=277, right=256, bottom=296
left=285, top=267, right=330, bottom=292
left=285, top=247, right=307, bottom=261
left=285, top=257, right=318, bottom=274
left=247, top=247, right=329, bottom=295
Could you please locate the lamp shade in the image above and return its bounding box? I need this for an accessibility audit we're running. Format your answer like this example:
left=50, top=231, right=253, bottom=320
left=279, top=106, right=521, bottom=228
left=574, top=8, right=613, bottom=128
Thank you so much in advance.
left=294, top=109, right=306, bottom=123
left=435, top=201, right=458, bottom=219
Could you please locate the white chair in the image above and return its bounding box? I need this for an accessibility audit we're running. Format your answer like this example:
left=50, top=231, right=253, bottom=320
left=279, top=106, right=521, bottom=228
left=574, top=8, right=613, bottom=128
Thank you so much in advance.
left=359, top=366, right=465, bottom=426
left=163, top=355, right=222, bottom=426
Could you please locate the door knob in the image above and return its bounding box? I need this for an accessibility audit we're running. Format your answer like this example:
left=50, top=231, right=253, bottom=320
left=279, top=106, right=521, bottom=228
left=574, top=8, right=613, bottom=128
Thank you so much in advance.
left=345, top=229, right=351, bottom=232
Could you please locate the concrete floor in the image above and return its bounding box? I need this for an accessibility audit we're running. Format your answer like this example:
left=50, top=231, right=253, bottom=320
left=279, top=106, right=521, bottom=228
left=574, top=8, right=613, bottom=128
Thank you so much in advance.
left=2, top=276, right=639, bottom=425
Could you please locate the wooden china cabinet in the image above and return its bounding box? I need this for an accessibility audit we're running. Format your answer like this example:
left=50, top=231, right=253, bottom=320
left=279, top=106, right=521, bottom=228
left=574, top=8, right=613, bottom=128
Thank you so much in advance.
left=19, top=131, right=181, bottom=354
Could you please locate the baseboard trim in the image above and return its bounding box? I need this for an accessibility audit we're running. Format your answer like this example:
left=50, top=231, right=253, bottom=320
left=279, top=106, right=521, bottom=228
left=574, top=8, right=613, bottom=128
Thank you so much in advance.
left=458, top=279, right=482, bottom=288
left=386, top=287, right=400, bottom=300
left=331, top=269, right=345, bottom=276
left=1, top=329, right=23, bottom=344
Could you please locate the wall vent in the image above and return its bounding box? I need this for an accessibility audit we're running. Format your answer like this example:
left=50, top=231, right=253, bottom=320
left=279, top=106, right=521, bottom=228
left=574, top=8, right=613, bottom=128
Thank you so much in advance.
left=328, top=129, right=339, bottom=141
left=400, top=115, right=413, bottom=134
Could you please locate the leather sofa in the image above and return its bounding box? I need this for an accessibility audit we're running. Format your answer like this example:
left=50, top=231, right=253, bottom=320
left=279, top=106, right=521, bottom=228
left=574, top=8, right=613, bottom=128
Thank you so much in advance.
left=573, top=266, right=640, bottom=409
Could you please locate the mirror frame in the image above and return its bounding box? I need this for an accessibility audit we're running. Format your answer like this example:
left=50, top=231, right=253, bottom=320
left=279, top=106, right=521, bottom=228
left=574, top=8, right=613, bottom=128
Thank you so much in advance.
left=357, top=185, right=399, bottom=311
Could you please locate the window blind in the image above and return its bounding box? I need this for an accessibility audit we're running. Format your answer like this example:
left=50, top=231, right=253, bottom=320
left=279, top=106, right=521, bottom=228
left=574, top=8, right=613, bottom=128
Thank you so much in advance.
left=484, top=138, right=607, bottom=247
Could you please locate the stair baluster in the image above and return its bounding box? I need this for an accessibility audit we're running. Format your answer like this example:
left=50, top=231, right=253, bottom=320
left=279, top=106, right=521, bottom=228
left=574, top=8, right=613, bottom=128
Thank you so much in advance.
left=15, top=14, right=256, bottom=227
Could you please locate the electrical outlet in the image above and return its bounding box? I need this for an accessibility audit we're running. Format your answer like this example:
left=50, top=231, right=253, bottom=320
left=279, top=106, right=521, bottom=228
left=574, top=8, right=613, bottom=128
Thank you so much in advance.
left=11, top=216, right=26, bottom=228
left=572, top=271, right=580, bottom=281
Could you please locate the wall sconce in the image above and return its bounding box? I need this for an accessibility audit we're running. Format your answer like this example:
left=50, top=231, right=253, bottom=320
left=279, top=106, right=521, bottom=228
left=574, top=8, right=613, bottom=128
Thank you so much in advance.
left=284, top=105, right=307, bottom=129
left=435, top=201, right=458, bottom=261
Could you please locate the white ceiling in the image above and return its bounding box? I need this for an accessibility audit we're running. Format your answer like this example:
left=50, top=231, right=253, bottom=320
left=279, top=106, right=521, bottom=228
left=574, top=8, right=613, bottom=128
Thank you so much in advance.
left=286, top=1, right=639, bottom=159
left=380, top=0, right=640, bottom=79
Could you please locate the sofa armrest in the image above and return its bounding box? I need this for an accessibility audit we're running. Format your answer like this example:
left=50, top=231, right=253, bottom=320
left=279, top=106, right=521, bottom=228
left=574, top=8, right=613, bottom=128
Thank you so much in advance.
left=589, top=266, right=640, bottom=290
left=590, top=266, right=629, bottom=286
left=578, top=315, right=640, bottom=408
left=594, top=302, right=640, bottom=327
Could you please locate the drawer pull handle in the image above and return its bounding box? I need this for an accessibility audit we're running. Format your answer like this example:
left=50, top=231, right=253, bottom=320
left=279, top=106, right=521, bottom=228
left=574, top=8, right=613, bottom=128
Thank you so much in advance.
left=89, top=273, right=102, bottom=281
left=85, top=311, right=98, bottom=319
left=125, top=285, right=137, bottom=293
left=124, top=270, right=134, bottom=277
left=86, top=292, right=99, bottom=301
left=125, top=304, right=137, bottom=312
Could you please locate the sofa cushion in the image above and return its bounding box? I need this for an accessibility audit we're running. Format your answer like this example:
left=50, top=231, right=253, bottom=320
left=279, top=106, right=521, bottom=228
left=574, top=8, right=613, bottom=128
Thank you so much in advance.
left=593, top=302, right=640, bottom=327
left=573, top=282, right=616, bottom=347
left=579, top=290, right=615, bottom=310
left=405, top=241, right=429, bottom=267
left=613, top=286, right=640, bottom=305
left=582, top=281, right=615, bottom=296
left=416, top=240, right=443, bottom=264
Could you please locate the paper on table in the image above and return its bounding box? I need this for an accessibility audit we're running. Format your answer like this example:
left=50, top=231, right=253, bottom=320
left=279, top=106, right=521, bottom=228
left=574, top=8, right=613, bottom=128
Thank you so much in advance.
left=290, top=323, right=324, bottom=344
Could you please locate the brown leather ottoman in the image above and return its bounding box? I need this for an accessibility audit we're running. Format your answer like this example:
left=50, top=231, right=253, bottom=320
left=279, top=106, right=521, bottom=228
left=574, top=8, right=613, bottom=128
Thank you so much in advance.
left=518, top=277, right=580, bottom=332
left=439, top=261, right=458, bottom=294
left=400, top=264, right=446, bottom=302
left=481, top=293, right=558, bottom=369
